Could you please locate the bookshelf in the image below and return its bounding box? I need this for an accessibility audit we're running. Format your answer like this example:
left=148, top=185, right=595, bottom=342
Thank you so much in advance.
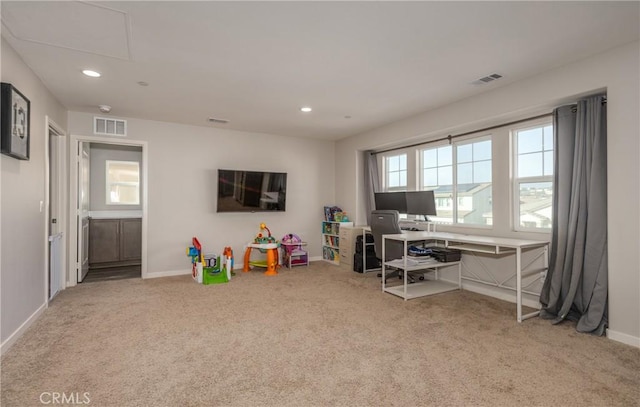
left=322, top=220, right=353, bottom=265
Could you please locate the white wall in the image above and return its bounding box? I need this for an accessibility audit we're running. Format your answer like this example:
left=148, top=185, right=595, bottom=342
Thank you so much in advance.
left=1, top=38, right=68, bottom=349
left=68, top=113, right=335, bottom=276
left=336, top=41, right=640, bottom=346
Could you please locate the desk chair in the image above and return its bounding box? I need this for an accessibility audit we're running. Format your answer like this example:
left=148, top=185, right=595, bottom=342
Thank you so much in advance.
left=370, top=210, right=421, bottom=283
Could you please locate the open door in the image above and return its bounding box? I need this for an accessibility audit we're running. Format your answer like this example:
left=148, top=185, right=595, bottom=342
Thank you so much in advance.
left=77, top=142, right=90, bottom=282
left=48, top=125, right=65, bottom=299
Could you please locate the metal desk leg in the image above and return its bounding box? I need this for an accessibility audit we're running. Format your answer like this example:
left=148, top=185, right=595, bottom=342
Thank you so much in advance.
left=516, top=247, right=522, bottom=322
left=517, top=245, right=544, bottom=322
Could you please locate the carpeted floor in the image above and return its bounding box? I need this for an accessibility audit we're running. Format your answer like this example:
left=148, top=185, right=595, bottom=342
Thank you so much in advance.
left=2, top=262, right=639, bottom=406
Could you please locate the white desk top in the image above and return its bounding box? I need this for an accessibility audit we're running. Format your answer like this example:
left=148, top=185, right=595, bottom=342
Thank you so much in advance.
left=382, top=231, right=548, bottom=249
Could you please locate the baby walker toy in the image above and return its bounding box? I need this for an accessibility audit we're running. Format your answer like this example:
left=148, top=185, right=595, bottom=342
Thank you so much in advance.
left=243, top=223, right=280, bottom=276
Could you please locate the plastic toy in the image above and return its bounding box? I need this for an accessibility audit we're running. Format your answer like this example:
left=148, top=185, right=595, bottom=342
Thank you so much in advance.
left=186, top=237, right=204, bottom=283
left=281, top=233, right=309, bottom=268
left=243, top=223, right=280, bottom=276
left=187, top=238, right=229, bottom=284
left=222, top=246, right=235, bottom=280
left=202, top=256, right=228, bottom=285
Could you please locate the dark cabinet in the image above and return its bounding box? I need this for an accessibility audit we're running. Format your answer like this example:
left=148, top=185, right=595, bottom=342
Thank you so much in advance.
left=120, top=219, right=142, bottom=261
left=89, top=218, right=141, bottom=267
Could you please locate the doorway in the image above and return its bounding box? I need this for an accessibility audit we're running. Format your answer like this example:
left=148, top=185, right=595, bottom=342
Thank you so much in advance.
left=68, top=136, right=148, bottom=287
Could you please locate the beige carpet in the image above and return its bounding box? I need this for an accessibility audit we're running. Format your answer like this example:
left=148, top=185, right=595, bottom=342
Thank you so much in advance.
left=2, top=262, right=639, bottom=407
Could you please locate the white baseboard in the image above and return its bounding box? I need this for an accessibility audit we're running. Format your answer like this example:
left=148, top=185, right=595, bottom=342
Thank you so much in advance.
left=144, top=269, right=191, bottom=279
left=435, top=276, right=541, bottom=309
left=144, top=267, right=243, bottom=280
left=309, top=256, right=323, bottom=262
left=607, top=329, right=640, bottom=348
left=1, top=302, right=47, bottom=355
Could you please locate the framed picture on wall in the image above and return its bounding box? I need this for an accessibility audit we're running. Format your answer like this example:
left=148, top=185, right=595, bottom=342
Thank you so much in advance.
left=1, top=82, right=30, bottom=160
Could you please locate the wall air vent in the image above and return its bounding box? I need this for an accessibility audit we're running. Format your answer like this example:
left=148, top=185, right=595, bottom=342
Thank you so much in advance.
left=472, top=73, right=503, bottom=85
left=94, top=116, right=127, bottom=136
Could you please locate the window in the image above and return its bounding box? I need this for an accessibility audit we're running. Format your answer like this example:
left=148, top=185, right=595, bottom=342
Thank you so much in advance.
left=421, top=145, right=453, bottom=222
left=513, top=123, right=553, bottom=230
left=420, top=137, right=492, bottom=226
left=106, top=160, right=140, bottom=205
left=384, top=154, right=407, bottom=191
left=456, top=138, right=492, bottom=226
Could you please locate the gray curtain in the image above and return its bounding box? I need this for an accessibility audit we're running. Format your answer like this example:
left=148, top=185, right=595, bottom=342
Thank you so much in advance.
left=364, top=151, right=380, bottom=225
left=540, top=94, right=608, bottom=335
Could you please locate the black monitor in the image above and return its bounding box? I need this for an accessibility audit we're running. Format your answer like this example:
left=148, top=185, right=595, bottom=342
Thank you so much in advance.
left=405, top=191, right=437, bottom=220
left=374, top=192, right=407, bottom=213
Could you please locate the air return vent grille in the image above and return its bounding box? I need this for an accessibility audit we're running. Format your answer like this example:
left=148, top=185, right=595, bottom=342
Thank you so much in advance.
left=94, top=117, right=127, bottom=136
left=472, top=73, right=503, bottom=85
left=208, top=117, right=229, bottom=124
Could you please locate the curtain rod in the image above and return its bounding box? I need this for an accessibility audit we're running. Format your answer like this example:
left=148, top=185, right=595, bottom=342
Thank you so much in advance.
left=373, top=112, right=553, bottom=155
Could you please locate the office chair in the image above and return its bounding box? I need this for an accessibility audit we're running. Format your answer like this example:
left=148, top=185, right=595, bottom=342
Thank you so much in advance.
left=369, top=210, right=421, bottom=283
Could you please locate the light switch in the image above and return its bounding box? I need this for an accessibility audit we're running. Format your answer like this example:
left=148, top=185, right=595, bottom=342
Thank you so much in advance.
left=39, top=201, right=44, bottom=212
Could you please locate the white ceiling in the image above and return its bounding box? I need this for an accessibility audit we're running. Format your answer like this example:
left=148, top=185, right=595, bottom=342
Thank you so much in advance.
left=2, top=1, right=638, bottom=140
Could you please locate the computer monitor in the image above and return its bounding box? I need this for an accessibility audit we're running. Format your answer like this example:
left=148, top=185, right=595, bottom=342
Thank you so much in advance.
left=374, top=192, right=407, bottom=213
left=405, top=190, right=437, bottom=220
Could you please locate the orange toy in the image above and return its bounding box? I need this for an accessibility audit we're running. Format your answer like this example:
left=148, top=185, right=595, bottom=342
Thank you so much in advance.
left=243, top=223, right=280, bottom=276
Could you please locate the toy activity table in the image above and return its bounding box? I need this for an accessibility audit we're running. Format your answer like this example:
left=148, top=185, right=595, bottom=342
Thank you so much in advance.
left=243, top=242, right=280, bottom=276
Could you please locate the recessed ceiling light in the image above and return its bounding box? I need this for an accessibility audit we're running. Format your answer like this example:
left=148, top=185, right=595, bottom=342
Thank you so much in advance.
left=82, top=69, right=101, bottom=78
left=300, top=106, right=312, bottom=113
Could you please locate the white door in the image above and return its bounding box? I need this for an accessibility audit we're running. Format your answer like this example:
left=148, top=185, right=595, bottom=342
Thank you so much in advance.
left=77, top=142, right=91, bottom=282
left=48, top=127, right=64, bottom=299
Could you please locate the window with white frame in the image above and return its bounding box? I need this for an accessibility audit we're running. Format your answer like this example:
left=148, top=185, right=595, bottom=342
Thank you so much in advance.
left=420, top=137, right=492, bottom=226
left=384, top=153, right=407, bottom=191
left=421, top=145, right=453, bottom=222
left=106, top=160, right=140, bottom=205
left=513, top=123, right=553, bottom=230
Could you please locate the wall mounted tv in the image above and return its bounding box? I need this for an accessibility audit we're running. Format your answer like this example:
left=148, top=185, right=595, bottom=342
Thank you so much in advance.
left=217, top=169, right=287, bottom=213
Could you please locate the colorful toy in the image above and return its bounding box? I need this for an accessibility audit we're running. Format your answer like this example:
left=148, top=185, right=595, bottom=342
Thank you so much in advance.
left=187, top=238, right=229, bottom=284
left=243, top=223, right=280, bottom=276
left=186, top=237, right=204, bottom=283
left=281, top=233, right=309, bottom=268
left=202, top=256, right=228, bottom=285
left=222, top=246, right=235, bottom=280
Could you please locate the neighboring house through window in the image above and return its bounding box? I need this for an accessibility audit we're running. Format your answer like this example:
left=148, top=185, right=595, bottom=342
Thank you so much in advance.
left=512, top=122, right=553, bottom=230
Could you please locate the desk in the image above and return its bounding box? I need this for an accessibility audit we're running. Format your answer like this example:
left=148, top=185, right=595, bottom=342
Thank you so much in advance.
left=381, top=231, right=549, bottom=322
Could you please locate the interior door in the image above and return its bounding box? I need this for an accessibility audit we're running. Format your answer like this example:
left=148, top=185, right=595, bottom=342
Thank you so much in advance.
left=48, top=127, right=63, bottom=299
left=77, top=142, right=91, bottom=282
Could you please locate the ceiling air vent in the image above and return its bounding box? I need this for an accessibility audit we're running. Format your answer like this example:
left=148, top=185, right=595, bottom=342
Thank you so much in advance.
left=472, top=73, right=503, bottom=85
left=208, top=117, right=229, bottom=124
left=94, top=116, right=127, bottom=136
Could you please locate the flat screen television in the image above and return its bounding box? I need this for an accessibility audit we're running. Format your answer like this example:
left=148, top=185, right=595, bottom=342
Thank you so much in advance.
left=217, top=169, right=287, bottom=212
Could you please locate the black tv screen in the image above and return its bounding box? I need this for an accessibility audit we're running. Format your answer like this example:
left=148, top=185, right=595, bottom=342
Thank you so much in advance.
left=217, top=169, right=287, bottom=212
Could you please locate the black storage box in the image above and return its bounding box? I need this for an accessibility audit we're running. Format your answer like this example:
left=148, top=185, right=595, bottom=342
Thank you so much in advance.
left=355, top=234, right=375, bottom=255
left=430, top=247, right=462, bottom=262
left=353, top=254, right=381, bottom=273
